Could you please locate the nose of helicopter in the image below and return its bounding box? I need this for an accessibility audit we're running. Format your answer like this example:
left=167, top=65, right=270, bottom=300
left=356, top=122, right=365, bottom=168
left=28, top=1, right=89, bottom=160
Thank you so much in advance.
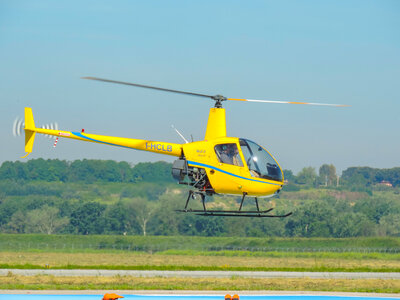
left=239, top=138, right=284, bottom=182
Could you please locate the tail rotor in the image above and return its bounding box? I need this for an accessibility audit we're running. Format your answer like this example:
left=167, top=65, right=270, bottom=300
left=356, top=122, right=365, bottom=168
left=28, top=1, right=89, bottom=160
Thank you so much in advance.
left=41, top=122, right=59, bottom=139
left=13, top=117, right=59, bottom=139
left=12, top=117, right=24, bottom=137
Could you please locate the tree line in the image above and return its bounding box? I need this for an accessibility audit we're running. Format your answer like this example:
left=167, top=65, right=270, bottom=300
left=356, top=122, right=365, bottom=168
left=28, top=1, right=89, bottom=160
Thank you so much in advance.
left=1, top=159, right=399, bottom=187
left=284, top=164, right=400, bottom=190
left=0, top=159, right=174, bottom=183
left=0, top=159, right=399, bottom=237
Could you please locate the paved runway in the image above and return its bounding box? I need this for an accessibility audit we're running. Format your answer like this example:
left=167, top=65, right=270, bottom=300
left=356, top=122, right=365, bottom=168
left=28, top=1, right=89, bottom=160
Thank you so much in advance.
left=1, top=269, right=400, bottom=279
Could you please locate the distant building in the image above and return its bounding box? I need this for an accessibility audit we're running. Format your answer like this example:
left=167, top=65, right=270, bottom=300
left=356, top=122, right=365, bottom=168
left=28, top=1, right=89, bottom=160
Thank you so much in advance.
left=378, top=180, right=393, bottom=187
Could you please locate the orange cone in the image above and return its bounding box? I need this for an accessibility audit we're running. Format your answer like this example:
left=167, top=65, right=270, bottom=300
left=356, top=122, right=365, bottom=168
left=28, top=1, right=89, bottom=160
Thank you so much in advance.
left=103, top=293, right=124, bottom=300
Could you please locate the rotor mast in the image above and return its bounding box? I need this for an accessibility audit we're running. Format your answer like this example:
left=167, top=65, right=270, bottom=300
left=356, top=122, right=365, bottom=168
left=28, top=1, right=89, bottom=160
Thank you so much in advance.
left=204, top=95, right=228, bottom=140
left=204, top=107, right=226, bottom=140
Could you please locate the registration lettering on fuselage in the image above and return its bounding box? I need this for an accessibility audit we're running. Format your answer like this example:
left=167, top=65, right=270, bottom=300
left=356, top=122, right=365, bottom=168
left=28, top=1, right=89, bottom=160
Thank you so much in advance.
left=145, top=142, right=172, bottom=152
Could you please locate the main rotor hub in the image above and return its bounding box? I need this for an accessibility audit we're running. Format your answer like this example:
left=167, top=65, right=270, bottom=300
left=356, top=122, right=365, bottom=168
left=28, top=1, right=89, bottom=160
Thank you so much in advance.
left=211, top=95, right=227, bottom=108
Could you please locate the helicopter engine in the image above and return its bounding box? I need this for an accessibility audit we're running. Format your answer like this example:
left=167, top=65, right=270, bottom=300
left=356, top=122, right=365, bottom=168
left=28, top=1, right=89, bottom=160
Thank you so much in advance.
left=172, top=158, right=214, bottom=195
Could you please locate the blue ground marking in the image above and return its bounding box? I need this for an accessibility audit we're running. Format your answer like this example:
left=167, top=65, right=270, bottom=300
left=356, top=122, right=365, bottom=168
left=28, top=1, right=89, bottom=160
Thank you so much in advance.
left=2, top=295, right=399, bottom=300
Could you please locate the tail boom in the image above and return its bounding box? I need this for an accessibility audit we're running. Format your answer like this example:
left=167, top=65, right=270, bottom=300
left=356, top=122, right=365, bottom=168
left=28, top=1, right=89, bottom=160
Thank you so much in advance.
left=22, top=108, right=182, bottom=157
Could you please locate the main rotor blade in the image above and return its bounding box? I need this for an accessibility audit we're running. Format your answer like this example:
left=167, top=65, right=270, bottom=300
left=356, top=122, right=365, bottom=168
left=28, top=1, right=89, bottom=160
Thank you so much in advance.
left=82, top=77, right=349, bottom=107
left=82, top=77, right=214, bottom=99
left=227, top=98, right=349, bottom=107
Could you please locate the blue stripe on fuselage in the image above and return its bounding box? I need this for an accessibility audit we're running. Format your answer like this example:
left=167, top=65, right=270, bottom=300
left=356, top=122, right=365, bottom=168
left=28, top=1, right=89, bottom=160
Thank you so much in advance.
left=187, top=160, right=282, bottom=186
left=71, top=132, right=133, bottom=149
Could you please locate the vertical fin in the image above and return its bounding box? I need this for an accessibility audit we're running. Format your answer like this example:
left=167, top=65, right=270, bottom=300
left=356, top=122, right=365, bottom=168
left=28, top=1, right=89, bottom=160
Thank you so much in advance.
left=24, top=107, right=36, bottom=130
left=21, top=107, right=36, bottom=158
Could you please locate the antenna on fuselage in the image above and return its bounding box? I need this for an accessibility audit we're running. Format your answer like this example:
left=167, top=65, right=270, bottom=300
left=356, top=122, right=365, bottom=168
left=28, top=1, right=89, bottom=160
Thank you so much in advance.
left=171, top=125, right=189, bottom=144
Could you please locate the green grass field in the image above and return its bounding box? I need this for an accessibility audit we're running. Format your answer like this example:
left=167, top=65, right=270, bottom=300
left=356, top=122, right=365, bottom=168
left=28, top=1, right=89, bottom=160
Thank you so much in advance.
left=2, top=274, right=400, bottom=293
left=2, top=234, right=400, bottom=252
left=1, top=250, right=400, bottom=272
left=1, top=234, right=400, bottom=272
left=2, top=234, right=400, bottom=292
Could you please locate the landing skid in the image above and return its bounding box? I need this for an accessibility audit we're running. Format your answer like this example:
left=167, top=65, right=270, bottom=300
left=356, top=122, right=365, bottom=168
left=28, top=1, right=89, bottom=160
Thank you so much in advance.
left=196, top=211, right=292, bottom=218
left=176, top=190, right=292, bottom=218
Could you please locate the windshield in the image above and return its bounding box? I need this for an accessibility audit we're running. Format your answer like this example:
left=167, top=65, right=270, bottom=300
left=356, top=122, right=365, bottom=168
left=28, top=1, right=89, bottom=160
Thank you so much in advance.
left=239, top=139, right=283, bottom=182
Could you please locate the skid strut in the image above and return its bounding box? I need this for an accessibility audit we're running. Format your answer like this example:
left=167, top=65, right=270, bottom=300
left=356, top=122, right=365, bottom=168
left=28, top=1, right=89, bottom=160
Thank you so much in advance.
left=176, top=191, right=292, bottom=218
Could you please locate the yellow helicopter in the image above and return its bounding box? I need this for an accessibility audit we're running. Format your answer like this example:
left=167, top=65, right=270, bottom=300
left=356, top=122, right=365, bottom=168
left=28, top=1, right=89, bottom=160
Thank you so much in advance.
left=20, top=77, right=348, bottom=217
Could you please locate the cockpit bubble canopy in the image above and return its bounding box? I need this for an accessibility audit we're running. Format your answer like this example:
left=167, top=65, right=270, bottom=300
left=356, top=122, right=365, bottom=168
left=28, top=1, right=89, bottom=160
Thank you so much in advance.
left=239, top=139, right=283, bottom=182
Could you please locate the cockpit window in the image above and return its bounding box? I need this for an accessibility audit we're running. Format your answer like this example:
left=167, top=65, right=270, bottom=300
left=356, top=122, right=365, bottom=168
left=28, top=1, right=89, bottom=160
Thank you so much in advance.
left=239, top=139, right=283, bottom=182
left=215, top=143, right=243, bottom=167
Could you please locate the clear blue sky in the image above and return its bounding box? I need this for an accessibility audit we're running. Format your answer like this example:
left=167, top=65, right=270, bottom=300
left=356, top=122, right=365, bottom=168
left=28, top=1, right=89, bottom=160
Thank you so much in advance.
left=0, top=0, right=399, bottom=174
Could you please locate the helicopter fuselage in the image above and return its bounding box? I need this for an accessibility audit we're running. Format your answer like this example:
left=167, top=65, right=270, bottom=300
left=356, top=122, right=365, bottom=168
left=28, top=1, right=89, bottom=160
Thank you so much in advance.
left=180, top=137, right=283, bottom=197
left=22, top=106, right=284, bottom=197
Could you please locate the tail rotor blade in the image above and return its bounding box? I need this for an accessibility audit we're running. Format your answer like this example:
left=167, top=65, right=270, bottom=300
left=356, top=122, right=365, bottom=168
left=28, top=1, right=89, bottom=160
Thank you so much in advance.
left=17, top=119, right=24, bottom=136
left=50, top=123, right=56, bottom=139
left=12, top=117, right=24, bottom=137
left=39, top=122, right=59, bottom=139
left=46, top=124, right=50, bottom=138
left=13, top=117, right=19, bottom=137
